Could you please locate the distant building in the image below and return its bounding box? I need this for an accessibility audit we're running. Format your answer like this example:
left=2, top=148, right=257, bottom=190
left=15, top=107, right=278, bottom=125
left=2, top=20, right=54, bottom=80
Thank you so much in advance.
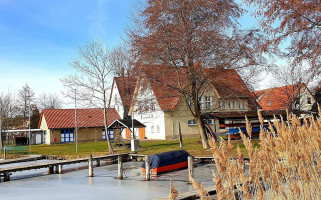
left=253, top=83, right=316, bottom=112
left=39, top=108, right=120, bottom=144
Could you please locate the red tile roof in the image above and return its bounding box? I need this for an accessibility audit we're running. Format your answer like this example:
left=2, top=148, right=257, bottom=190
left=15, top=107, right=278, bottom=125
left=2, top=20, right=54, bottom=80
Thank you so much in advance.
left=114, top=77, right=137, bottom=108
left=141, top=65, right=183, bottom=111
left=40, top=108, right=120, bottom=129
left=253, top=83, right=303, bottom=111
left=139, top=64, right=259, bottom=111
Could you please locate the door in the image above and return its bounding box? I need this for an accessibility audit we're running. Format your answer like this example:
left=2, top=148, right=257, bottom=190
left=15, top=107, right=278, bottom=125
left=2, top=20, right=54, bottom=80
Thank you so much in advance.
left=139, top=128, right=145, bottom=139
left=35, top=134, right=42, bottom=144
left=126, top=128, right=131, bottom=139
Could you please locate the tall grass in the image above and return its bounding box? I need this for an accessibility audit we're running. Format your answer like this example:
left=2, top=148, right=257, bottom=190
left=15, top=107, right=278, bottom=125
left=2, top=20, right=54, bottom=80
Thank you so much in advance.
left=170, top=106, right=321, bottom=199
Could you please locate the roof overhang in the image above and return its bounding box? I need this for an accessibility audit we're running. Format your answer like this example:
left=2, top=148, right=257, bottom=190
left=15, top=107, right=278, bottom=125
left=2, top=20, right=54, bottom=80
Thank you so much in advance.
left=108, top=119, right=146, bottom=129
left=202, top=110, right=310, bottom=120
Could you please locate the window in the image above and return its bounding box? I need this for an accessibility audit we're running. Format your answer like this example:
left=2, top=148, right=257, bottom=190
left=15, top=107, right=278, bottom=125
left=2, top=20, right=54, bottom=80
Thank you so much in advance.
left=239, top=101, right=242, bottom=109
left=188, top=119, right=197, bottom=125
left=102, top=129, right=114, bottom=140
left=307, top=97, right=312, bottom=104
left=151, top=126, right=154, bottom=133
left=205, top=96, right=211, bottom=109
left=222, top=101, right=226, bottom=109
left=150, top=101, right=156, bottom=111
left=60, top=129, right=74, bottom=143
left=268, top=101, right=273, bottom=106
left=232, top=101, right=236, bottom=109
left=198, top=97, right=202, bottom=109
left=203, top=119, right=213, bottom=125
left=157, top=125, right=160, bottom=133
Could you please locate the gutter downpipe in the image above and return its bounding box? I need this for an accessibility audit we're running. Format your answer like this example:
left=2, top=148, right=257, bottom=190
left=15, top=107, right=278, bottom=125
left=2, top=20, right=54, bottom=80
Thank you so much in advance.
left=171, top=111, right=175, bottom=140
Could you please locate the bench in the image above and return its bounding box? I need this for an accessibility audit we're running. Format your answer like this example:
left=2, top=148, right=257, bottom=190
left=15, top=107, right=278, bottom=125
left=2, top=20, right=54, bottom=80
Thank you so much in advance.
left=2, top=146, right=27, bottom=154
left=15, top=146, right=28, bottom=154
left=4, top=146, right=15, bottom=154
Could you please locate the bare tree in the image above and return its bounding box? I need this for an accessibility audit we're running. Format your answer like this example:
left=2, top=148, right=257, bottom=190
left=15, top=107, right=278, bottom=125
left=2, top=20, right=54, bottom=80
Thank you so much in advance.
left=0, top=92, right=17, bottom=149
left=38, top=93, right=63, bottom=110
left=128, top=0, right=265, bottom=149
left=110, top=44, right=134, bottom=77
left=61, top=40, right=114, bottom=154
left=243, top=0, right=321, bottom=77
left=18, top=83, right=35, bottom=127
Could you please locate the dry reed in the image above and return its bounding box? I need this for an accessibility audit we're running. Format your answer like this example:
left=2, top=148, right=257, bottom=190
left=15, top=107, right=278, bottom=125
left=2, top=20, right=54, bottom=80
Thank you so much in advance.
left=169, top=105, right=321, bottom=199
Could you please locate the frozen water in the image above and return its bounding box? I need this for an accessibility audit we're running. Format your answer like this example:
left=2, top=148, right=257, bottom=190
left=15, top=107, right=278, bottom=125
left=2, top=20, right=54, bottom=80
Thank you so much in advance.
left=0, top=161, right=217, bottom=200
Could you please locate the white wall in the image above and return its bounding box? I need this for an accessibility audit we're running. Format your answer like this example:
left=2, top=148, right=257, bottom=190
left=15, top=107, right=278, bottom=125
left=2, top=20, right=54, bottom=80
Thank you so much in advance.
left=109, top=81, right=124, bottom=118
left=133, top=80, right=166, bottom=140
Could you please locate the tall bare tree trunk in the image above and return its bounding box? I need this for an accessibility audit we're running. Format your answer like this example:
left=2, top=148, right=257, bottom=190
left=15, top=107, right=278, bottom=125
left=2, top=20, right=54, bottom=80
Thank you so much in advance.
left=196, top=117, right=209, bottom=149
left=103, top=90, right=113, bottom=154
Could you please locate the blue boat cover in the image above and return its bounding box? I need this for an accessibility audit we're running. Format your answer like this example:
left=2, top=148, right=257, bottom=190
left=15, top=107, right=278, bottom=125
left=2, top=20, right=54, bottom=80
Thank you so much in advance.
left=141, top=150, right=190, bottom=169
left=227, top=126, right=275, bottom=134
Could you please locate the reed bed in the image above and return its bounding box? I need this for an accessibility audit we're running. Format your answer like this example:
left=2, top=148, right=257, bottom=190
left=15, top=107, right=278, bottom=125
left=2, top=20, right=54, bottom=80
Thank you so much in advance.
left=170, top=106, right=321, bottom=199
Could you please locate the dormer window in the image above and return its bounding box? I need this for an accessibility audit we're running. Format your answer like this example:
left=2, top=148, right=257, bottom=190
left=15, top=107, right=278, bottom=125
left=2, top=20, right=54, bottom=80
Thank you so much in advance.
left=268, top=101, right=273, bottom=106
left=307, top=97, right=311, bottom=104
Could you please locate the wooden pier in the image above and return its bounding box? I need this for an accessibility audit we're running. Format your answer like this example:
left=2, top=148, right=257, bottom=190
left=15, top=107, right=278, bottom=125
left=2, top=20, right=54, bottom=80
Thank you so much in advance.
left=0, top=154, right=130, bottom=182
left=0, top=155, right=46, bottom=165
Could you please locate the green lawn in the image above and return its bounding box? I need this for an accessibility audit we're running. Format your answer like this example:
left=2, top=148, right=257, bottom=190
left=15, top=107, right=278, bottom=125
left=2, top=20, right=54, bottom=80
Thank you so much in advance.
left=1, top=138, right=260, bottom=159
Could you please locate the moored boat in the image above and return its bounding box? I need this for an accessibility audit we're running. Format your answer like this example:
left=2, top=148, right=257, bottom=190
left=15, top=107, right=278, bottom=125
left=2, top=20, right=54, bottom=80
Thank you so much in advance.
left=141, top=150, right=190, bottom=175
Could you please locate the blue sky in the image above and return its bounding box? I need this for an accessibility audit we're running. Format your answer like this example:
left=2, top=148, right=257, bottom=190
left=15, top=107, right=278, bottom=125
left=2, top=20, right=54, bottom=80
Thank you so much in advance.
left=0, top=0, right=263, bottom=107
left=0, top=0, right=135, bottom=99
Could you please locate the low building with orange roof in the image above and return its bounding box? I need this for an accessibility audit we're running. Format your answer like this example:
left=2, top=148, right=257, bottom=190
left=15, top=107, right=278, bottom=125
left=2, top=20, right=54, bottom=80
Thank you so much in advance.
left=39, top=108, right=120, bottom=144
left=253, top=83, right=316, bottom=112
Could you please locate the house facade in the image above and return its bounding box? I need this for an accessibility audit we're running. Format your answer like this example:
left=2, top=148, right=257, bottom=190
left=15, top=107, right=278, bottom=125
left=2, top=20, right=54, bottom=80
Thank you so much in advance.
left=110, top=65, right=259, bottom=140
left=39, top=108, right=120, bottom=144
left=253, top=83, right=316, bottom=112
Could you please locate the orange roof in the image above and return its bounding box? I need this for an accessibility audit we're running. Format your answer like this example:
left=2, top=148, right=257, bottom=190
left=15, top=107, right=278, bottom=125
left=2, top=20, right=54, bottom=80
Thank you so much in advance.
left=140, top=65, right=258, bottom=111
left=253, top=83, right=303, bottom=111
left=114, top=77, right=137, bottom=108
left=39, top=108, right=120, bottom=129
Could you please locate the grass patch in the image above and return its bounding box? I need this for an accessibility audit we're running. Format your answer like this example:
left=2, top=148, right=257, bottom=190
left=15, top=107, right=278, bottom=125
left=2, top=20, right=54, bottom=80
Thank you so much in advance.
left=1, top=138, right=260, bottom=159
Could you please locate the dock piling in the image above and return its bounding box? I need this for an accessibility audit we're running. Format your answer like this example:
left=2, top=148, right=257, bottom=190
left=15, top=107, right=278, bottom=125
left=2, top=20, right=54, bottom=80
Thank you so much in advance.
left=58, top=164, right=63, bottom=174
left=145, top=155, right=150, bottom=181
left=188, top=156, right=194, bottom=183
left=89, top=154, right=94, bottom=177
left=3, top=146, right=6, bottom=160
left=48, top=165, right=54, bottom=174
left=118, top=155, right=123, bottom=179
left=3, top=172, right=10, bottom=182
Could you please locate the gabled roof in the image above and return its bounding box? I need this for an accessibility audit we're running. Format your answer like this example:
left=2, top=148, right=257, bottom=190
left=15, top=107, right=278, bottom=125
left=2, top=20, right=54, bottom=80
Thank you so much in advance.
left=139, top=64, right=259, bottom=111
left=108, top=119, right=146, bottom=129
left=113, top=77, right=137, bottom=108
left=204, top=68, right=253, bottom=98
left=253, top=83, right=304, bottom=111
left=39, top=108, right=120, bottom=129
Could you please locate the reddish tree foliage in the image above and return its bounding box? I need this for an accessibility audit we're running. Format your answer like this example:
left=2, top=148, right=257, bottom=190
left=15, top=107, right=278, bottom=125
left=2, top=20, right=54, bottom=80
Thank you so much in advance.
left=244, top=0, right=321, bottom=74
left=128, top=0, right=265, bottom=149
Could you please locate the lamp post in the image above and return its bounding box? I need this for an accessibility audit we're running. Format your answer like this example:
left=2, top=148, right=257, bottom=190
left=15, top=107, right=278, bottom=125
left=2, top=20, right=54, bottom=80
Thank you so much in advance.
left=29, top=99, right=31, bottom=154
left=75, top=89, right=78, bottom=153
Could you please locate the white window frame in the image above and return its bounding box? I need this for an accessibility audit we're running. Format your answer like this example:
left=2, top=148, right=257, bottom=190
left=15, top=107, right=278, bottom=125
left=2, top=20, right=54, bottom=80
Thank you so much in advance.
left=205, top=96, right=211, bottom=109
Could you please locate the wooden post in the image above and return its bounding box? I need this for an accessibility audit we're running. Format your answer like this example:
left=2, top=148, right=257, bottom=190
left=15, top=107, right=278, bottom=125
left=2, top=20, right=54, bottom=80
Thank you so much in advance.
left=118, top=155, right=123, bottom=179
left=188, top=156, right=194, bottom=183
left=48, top=165, right=54, bottom=174
left=58, top=164, right=63, bottom=174
left=96, top=159, right=100, bottom=167
left=3, top=172, right=10, bottom=182
left=145, top=155, right=150, bottom=181
left=88, top=154, right=94, bottom=177
left=178, top=121, right=183, bottom=148
left=3, top=146, right=6, bottom=160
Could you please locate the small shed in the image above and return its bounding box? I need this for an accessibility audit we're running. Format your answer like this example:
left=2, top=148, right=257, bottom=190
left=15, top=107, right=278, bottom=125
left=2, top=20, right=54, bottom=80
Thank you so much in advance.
left=108, top=119, right=146, bottom=140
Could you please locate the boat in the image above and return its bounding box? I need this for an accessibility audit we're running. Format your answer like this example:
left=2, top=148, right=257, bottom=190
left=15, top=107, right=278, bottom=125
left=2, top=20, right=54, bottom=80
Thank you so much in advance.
left=141, top=150, right=190, bottom=175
